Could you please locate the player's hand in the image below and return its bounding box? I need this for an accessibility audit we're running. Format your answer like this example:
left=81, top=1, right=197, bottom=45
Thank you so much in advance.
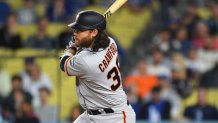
left=59, top=41, right=77, bottom=60
left=65, top=41, right=77, bottom=55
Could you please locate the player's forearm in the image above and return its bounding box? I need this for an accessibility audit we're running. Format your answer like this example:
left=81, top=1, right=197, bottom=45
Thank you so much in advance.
left=60, top=41, right=77, bottom=72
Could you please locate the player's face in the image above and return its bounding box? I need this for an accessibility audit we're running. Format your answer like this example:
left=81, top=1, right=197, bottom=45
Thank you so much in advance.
left=73, top=29, right=94, bottom=48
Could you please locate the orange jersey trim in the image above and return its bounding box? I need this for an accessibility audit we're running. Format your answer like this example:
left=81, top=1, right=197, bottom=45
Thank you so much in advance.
left=64, top=56, right=73, bottom=76
left=122, top=111, right=126, bottom=123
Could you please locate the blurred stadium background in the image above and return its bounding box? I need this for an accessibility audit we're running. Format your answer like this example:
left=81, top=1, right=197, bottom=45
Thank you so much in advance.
left=0, top=0, right=218, bottom=123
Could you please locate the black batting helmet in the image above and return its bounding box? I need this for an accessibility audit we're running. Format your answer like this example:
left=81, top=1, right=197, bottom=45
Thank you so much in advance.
left=68, top=10, right=106, bottom=30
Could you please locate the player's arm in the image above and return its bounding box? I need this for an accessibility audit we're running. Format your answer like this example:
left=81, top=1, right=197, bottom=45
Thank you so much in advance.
left=60, top=55, right=70, bottom=72
left=60, top=42, right=77, bottom=72
left=60, top=42, right=87, bottom=76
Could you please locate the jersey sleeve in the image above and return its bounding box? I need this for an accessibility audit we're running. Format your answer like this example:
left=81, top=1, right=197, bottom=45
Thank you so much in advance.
left=64, top=55, right=87, bottom=76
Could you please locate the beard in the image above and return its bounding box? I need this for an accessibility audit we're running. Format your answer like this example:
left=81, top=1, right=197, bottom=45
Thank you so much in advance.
left=75, top=36, right=93, bottom=48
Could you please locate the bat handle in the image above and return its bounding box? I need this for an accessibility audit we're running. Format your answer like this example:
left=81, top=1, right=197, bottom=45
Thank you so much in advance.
left=104, top=11, right=112, bottom=19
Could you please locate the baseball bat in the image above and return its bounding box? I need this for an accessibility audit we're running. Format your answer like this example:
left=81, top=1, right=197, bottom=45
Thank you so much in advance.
left=104, top=0, right=128, bottom=19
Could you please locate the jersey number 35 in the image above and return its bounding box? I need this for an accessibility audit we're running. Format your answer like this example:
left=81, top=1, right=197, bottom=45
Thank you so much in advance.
left=107, top=57, right=121, bottom=91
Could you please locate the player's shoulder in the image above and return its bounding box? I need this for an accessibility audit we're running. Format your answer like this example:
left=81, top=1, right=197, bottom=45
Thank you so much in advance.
left=73, top=48, right=94, bottom=63
left=76, top=48, right=92, bottom=56
left=108, top=36, right=116, bottom=44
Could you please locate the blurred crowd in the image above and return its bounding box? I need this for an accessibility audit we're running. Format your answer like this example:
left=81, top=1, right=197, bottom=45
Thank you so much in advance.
left=0, top=56, right=56, bottom=123
left=1, top=0, right=218, bottom=123
left=0, top=56, right=84, bottom=123
left=0, top=0, right=91, bottom=50
left=0, top=0, right=150, bottom=123
left=123, top=0, right=218, bottom=122
left=0, top=0, right=150, bottom=51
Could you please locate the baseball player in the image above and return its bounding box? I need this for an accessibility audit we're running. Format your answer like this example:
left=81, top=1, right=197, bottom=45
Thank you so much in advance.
left=60, top=10, right=136, bottom=123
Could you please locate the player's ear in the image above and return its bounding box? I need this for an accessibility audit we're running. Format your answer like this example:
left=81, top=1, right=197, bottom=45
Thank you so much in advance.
left=91, top=29, right=98, bottom=37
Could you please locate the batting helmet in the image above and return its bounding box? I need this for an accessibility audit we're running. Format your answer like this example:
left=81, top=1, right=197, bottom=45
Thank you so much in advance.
left=68, top=10, right=106, bottom=30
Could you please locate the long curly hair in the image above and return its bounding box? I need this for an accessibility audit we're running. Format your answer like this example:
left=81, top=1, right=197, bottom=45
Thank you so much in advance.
left=92, top=30, right=110, bottom=52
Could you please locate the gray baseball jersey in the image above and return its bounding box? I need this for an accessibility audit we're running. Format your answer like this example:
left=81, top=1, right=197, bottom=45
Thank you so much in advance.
left=64, top=37, right=127, bottom=110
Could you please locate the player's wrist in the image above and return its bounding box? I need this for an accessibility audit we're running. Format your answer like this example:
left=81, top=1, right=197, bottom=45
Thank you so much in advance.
left=70, top=46, right=77, bottom=55
left=66, top=41, right=77, bottom=55
left=65, top=47, right=76, bottom=55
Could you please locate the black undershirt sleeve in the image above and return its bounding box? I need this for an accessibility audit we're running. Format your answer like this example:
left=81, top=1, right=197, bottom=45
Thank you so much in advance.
left=60, top=56, right=70, bottom=71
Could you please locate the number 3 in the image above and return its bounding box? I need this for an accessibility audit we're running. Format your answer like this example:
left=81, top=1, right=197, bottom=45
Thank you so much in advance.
left=107, top=57, right=121, bottom=91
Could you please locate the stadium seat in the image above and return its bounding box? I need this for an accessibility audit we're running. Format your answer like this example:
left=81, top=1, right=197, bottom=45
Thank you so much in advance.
left=197, top=7, right=211, bottom=20
left=207, top=89, right=218, bottom=107
left=36, top=58, right=59, bottom=104
left=18, top=24, right=37, bottom=41
left=60, top=72, right=77, bottom=118
left=179, top=88, right=218, bottom=117
left=37, top=57, right=78, bottom=119
left=0, top=48, right=13, bottom=56
left=5, top=0, right=23, bottom=10
left=14, top=48, right=47, bottom=57
left=4, top=58, right=24, bottom=75
left=47, top=23, right=66, bottom=38
left=18, top=23, right=65, bottom=42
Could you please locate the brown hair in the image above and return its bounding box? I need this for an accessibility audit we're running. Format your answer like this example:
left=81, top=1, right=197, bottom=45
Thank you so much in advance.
left=92, top=30, right=110, bottom=52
